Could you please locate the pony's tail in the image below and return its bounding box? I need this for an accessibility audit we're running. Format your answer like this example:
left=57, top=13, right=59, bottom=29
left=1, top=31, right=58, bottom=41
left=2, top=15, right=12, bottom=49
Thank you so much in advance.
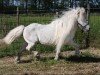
left=0, top=25, right=25, bottom=47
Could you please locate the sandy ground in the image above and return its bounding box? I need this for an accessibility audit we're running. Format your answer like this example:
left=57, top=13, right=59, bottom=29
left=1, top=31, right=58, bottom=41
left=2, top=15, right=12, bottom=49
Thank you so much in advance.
left=0, top=48, right=100, bottom=75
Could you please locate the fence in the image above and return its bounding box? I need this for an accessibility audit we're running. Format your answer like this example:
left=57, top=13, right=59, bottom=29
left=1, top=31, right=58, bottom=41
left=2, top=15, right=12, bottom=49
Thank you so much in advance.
left=0, top=4, right=100, bottom=57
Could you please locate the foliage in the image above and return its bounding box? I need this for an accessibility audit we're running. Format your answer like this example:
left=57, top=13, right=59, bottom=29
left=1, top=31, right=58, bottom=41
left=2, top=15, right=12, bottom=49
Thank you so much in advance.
left=0, top=0, right=99, bottom=14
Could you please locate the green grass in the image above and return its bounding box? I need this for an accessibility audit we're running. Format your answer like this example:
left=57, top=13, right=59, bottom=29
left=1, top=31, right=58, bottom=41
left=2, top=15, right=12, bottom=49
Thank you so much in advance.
left=0, top=13, right=100, bottom=58
left=89, top=13, right=100, bottom=48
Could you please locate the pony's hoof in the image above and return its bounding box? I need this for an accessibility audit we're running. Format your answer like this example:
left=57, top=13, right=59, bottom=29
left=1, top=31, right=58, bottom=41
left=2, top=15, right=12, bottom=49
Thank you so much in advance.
left=15, top=60, right=21, bottom=64
left=34, top=55, right=40, bottom=61
left=54, top=57, right=58, bottom=61
left=15, top=57, right=20, bottom=64
left=34, top=51, right=39, bottom=57
left=34, top=51, right=40, bottom=60
left=36, top=54, right=41, bottom=59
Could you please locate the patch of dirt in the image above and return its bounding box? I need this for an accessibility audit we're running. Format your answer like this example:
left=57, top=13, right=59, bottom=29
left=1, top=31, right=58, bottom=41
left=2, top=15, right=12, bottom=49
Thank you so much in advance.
left=0, top=48, right=100, bottom=75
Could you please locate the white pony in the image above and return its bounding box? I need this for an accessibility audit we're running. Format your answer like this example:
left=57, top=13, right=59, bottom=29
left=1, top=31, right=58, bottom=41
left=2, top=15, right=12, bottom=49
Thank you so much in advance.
left=0, top=7, right=90, bottom=62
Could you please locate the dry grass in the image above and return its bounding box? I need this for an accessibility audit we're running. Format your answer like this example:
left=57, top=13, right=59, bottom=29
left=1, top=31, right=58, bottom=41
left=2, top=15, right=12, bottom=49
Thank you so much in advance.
left=0, top=48, right=100, bottom=75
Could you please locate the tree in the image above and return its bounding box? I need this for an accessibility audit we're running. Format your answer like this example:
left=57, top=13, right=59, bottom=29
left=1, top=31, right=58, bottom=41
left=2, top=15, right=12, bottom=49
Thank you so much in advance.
left=20, top=0, right=28, bottom=14
left=0, top=0, right=3, bottom=13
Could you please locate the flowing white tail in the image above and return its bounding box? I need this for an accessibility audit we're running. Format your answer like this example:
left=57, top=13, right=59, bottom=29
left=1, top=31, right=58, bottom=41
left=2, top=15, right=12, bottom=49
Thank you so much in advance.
left=0, top=25, right=24, bottom=48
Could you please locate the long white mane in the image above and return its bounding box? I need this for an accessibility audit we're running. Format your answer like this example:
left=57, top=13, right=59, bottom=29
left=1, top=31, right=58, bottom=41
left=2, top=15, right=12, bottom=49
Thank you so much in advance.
left=50, top=7, right=81, bottom=44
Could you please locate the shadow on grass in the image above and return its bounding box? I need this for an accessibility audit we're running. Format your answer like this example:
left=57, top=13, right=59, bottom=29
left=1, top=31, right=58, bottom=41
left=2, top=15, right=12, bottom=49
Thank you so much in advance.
left=38, top=53, right=100, bottom=63
left=17, top=59, right=32, bottom=64
left=39, top=57, right=54, bottom=62
left=65, top=54, right=100, bottom=63
left=66, top=56, right=100, bottom=63
left=18, top=52, right=100, bottom=63
left=18, top=55, right=100, bottom=64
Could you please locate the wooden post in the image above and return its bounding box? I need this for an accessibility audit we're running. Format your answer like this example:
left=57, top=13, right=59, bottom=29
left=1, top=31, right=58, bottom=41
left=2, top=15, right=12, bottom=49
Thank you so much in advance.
left=17, top=6, right=19, bottom=26
left=85, top=0, right=90, bottom=48
left=69, top=0, right=72, bottom=8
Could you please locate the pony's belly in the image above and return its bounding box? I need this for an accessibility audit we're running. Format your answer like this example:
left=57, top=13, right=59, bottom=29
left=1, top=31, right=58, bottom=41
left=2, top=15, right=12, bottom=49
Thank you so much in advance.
left=37, top=27, right=55, bottom=45
left=40, top=38, right=54, bottom=45
left=39, top=33, right=55, bottom=45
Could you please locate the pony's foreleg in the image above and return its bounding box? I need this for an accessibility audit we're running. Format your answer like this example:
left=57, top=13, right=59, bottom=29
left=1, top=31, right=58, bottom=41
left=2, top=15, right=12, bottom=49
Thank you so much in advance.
left=15, top=42, right=28, bottom=63
left=54, top=38, right=65, bottom=60
left=54, top=43, right=63, bottom=60
left=69, top=41, right=80, bottom=55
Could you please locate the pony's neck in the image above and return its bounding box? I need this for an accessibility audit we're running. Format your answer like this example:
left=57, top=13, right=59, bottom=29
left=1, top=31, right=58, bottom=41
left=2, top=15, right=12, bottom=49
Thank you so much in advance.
left=62, top=11, right=78, bottom=36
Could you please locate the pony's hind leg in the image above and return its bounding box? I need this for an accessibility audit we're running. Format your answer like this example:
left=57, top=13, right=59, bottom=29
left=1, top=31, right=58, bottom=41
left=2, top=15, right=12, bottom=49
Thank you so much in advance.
left=26, top=43, right=35, bottom=60
left=26, top=42, right=40, bottom=60
left=26, top=43, right=34, bottom=51
left=15, top=42, right=28, bottom=63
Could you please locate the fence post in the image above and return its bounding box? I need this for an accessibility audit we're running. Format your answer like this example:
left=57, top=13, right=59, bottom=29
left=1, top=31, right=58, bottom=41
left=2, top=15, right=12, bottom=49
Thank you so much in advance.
left=85, top=0, right=90, bottom=48
left=17, top=6, right=19, bottom=26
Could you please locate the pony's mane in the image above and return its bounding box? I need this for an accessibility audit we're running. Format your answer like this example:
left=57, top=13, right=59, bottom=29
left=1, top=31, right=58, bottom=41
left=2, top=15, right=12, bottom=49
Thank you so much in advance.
left=61, top=7, right=81, bottom=18
left=52, top=7, right=81, bottom=22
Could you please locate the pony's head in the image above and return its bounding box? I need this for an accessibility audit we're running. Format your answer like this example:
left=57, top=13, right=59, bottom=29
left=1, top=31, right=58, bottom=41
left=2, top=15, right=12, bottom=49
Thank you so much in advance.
left=76, top=7, right=90, bottom=32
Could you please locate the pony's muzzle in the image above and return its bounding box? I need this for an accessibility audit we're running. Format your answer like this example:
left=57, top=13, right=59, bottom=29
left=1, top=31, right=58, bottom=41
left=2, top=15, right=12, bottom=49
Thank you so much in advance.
left=83, top=24, right=90, bottom=33
left=86, top=25, right=90, bottom=30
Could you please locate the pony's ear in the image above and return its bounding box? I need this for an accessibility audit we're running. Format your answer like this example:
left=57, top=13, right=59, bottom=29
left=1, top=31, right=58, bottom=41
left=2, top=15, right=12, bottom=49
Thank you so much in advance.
left=76, top=7, right=81, bottom=16
left=81, top=7, right=85, bottom=13
left=78, top=8, right=86, bottom=16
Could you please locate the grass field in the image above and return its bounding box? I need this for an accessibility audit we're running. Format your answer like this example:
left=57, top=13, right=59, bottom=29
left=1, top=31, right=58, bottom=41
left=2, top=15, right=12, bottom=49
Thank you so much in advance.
left=0, top=13, right=100, bottom=75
